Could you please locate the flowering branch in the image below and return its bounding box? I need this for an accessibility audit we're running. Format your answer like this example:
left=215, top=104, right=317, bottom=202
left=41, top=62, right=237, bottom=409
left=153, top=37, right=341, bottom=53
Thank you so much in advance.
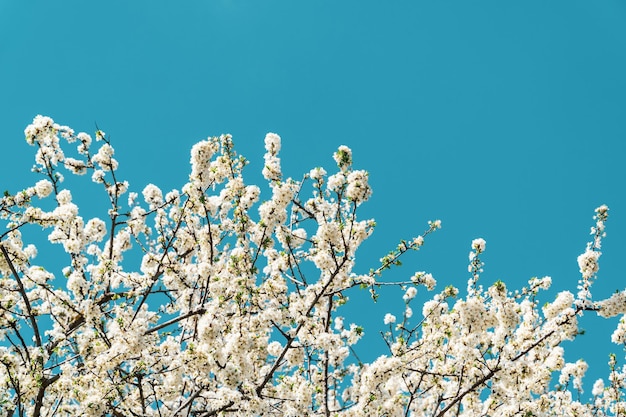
left=0, top=116, right=624, bottom=416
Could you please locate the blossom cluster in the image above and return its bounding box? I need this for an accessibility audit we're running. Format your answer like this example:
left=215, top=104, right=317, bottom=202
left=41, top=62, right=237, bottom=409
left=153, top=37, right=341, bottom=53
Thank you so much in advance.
left=0, top=116, right=624, bottom=416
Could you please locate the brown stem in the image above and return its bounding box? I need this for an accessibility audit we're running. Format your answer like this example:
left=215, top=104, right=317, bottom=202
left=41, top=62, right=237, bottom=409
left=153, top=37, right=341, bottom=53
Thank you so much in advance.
left=144, top=307, right=206, bottom=335
left=0, top=244, right=42, bottom=348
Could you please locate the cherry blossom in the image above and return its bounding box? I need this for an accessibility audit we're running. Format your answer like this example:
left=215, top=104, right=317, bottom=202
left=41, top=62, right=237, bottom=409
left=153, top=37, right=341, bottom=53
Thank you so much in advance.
left=0, top=115, right=624, bottom=416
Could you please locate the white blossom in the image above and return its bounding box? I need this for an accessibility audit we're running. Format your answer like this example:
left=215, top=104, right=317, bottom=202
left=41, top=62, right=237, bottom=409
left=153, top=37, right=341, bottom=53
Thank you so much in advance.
left=34, top=179, right=53, bottom=198
left=309, top=166, right=327, bottom=180
left=142, top=183, right=163, bottom=207
left=84, top=218, right=107, bottom=242
left=592, top=378, right=604, bottom=396
left=264, top=132, right=281, bottom=153
left=267, top=341, right=282, bottom=357
left=346, top=169, right=372, bottom=203
left=403, top=286, right=417, bottom=301
left=56, top=189, right=72, bottom=205
left=471, top=238, right=486, bottom=253
left=2, top=116, right=623, bottom=417
left=428, top=219, right=442, bottom=229
left=333, top=145, right=352, bottom=170
left=327, top=172, right=345, bottom=193
left=384, top=313, right=396, bottom=324
left=577, top=248, right=600, bottom=280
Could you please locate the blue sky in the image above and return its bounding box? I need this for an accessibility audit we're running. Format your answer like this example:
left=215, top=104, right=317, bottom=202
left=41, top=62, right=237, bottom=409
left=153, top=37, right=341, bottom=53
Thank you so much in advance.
left=2, top=1, right=626, bottom=391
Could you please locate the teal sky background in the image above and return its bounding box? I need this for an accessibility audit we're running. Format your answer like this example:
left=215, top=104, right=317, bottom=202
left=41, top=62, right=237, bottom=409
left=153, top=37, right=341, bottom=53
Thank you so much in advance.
left=2, top=1, right=626, bottom=392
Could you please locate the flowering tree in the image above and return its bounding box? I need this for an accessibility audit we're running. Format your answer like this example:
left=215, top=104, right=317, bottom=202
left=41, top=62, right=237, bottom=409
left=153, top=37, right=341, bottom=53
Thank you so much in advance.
left=1, top=115, right=625, bottom=416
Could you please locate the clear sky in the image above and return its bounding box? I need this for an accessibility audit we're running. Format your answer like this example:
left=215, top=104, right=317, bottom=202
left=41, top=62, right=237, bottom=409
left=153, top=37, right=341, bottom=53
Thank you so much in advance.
left=2, top=1, right=626, bottom=391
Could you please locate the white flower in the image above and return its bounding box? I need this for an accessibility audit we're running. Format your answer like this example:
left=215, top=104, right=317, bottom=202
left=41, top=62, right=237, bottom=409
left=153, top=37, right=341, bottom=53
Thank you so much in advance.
left=142, top=184, right=163, bottom=207
left=611, top=315, right=626, bottom=344
left=64, top=157, right=87, bottom=175
left=309, top=167, right=327, bottom=180
left=334, top=317, right=344, bottom=331
left=56, top=189, right=72, bottom=205
left=23, top=244, right=37, bottom=259
left=92, top=143, right=118, bottom=171
left=84, top=218, right=107, bottom=242
left=471, top=238, right=486, bottom=253
left=595, top=204, right=609, bottom=218
left=327, top=173, right=345, bottom=192
left=577, top=248, right=600, bottom=280
left=346, top=170, right=372, bottom=203
left=592, top=378, right=604, bottom=396
left=267, top=341, right=282, bottom=357
left=403, top=287, right=417, bottom=301
left=290, top=228, right=307, bottom=248
left=423, top=274, right=436, bottom=290
left=597, top=291, right=626, bottom=318
left=428, top=219, right=442, bottom=229
left=34, top=179, right=53, bottom=198
left=165, top=189, right=180, bottom=205
left=543, top=291, right=574, bottom=320
left=128, top=192, right=138, bottom=206
left=262, top=155, right=282, bottom=181
left=95, top=129, right=106, bottom=141
left=264, top=133, right=281, bottom=154
left=92, top=169, right=105, bottom=183
left=240, top=185, right=260, bottom=210
left=76, top=132, right=92, bottom=147
left=333, top=145, right=352, bottom=170
left=24, top=115, right=55, bottom=145
left=412, top=272, right=436, bottom=290
left=384, top=313, right=396, bottom=325
left=533, top=275, right=552, bottom=290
